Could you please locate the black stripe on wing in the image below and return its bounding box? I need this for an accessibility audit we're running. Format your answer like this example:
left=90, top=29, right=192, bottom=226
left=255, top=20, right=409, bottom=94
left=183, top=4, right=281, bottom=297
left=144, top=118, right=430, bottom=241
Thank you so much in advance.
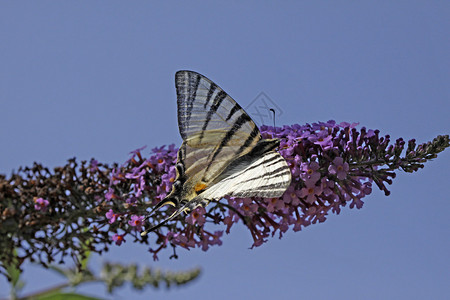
left=234, top=126, right=260, bottom=156
left=204, top=82, right=217, bottom=109
left=238, top=167, right=291, bottom=186
left=199, top=90, right=227, bottom=141
left=225, top=103, right=242, bottom=121
left=202, top=113, right=254, bottom=181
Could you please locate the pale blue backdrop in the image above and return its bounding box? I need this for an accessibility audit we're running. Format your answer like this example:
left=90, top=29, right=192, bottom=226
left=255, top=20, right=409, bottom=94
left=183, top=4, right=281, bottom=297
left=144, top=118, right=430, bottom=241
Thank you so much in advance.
left=1, top=2, right=449, bottom=299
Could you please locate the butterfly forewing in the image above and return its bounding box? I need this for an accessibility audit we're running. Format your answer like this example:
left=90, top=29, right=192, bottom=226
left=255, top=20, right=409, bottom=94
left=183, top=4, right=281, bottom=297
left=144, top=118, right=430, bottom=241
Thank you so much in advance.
left=175, top=71, right=262, bottom=186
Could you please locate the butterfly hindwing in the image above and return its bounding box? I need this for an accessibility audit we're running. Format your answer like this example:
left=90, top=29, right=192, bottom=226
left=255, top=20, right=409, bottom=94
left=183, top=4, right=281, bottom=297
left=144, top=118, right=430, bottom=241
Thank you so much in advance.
left=201, top=147, right=292, bottom=200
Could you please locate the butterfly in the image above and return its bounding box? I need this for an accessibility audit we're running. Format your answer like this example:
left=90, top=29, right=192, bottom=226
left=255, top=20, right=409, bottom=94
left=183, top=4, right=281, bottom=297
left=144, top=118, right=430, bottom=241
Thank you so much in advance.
left=141, top=70, right=291, bottom=235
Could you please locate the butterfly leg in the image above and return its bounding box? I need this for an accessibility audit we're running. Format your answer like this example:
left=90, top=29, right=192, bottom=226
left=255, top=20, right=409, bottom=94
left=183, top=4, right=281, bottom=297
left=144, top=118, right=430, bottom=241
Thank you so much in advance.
left=141, top=197, right=209, bottom=236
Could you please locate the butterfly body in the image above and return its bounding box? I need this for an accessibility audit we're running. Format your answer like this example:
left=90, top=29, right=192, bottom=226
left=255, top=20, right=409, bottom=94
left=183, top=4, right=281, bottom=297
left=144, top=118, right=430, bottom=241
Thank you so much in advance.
left=141, top=71, right=291, bottom=235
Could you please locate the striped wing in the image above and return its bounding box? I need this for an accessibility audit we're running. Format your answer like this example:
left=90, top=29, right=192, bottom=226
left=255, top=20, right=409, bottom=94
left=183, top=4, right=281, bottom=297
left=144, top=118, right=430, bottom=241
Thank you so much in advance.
left=175, top=70, right=261, bottom=190
left=200, top=150, right=292, bottom=200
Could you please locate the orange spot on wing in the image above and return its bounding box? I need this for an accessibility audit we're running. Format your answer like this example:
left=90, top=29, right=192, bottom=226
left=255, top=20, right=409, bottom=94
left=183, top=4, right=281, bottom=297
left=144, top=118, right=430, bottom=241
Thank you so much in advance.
left=194, top=182, right=208, bottom=193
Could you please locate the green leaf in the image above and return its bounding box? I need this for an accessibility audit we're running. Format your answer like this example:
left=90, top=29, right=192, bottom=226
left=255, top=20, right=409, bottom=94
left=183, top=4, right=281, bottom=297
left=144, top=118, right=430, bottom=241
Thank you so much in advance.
left=79, top=252, right=91, bottom=271
left=35, top=292, right=105, bottom=300
left=4, top=249, right=25, bottom=293
left=79, top=227, right=93, bottom=270
left=6, top=260, right=21, bottom=287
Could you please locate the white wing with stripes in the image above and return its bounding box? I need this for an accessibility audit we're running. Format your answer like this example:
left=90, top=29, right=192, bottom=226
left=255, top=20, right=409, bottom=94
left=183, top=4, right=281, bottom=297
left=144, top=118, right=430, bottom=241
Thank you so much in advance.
left=200, top=150, right=291, bottom=199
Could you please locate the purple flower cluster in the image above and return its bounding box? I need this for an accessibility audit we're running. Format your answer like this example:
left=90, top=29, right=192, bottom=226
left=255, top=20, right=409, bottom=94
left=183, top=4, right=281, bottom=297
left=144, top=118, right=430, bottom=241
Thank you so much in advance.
left=103, top=121, right=444, bottom=259
left=2, top=126, right=447, bottom=271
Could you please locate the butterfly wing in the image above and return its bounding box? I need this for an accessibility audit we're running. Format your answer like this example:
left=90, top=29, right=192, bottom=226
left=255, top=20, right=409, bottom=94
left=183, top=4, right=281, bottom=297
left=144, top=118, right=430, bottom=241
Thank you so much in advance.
left=175, top=70, right=262, bottom=195
left=200, top=149, right=292, bottom=200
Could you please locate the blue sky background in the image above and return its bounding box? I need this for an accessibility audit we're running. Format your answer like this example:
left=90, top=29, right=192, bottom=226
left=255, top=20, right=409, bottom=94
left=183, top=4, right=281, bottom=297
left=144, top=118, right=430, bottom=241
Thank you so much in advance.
left=1, top=1, right=449, bottom=299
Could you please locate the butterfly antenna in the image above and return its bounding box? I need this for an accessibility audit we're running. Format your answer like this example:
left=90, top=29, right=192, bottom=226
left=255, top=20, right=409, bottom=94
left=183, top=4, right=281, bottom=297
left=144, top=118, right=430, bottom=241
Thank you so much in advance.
left=269, top=108, right=276, bottom=127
